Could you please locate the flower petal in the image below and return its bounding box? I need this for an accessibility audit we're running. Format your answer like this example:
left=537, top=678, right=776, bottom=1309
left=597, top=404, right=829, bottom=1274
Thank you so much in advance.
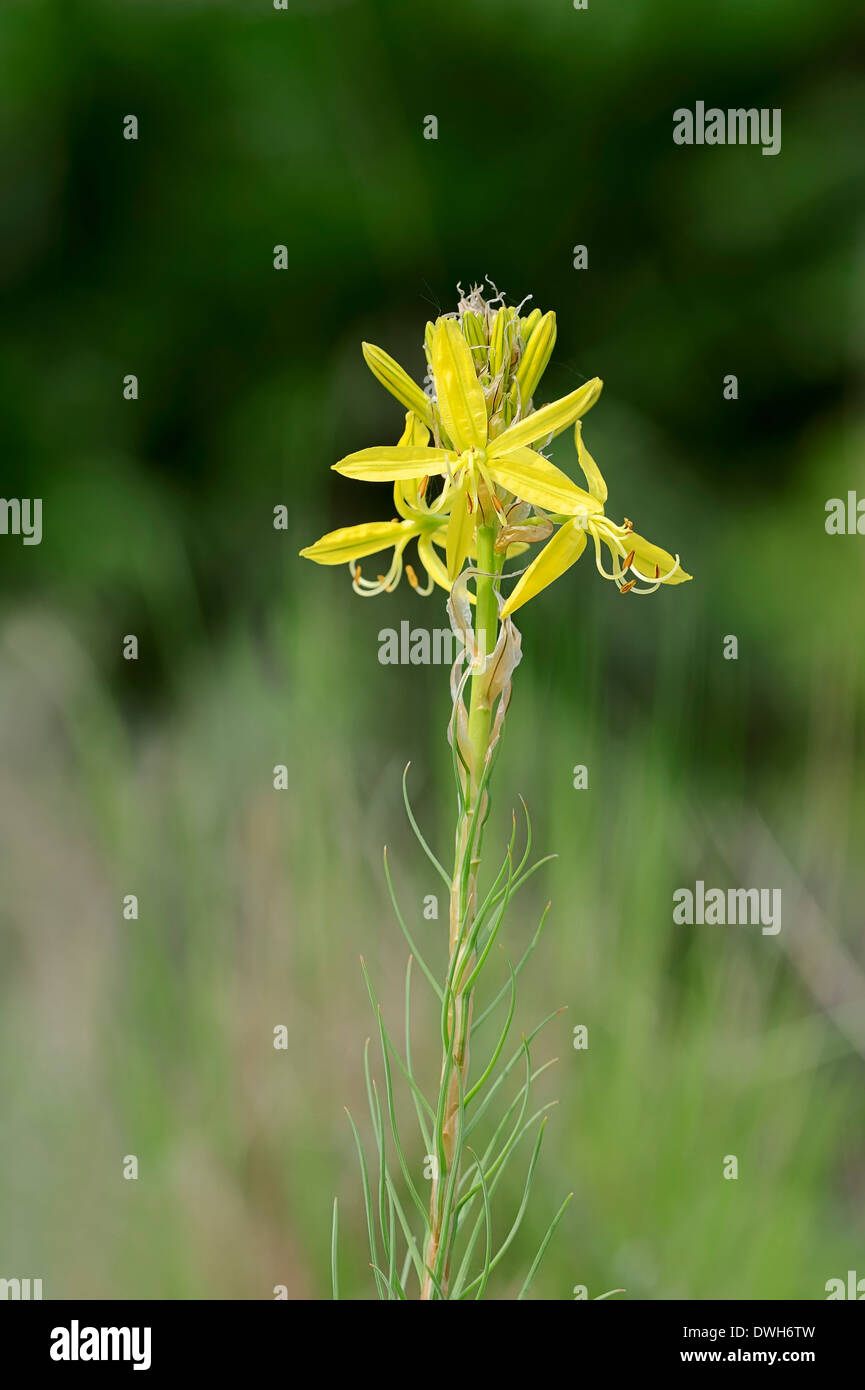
left=393, top=414, right=433, bottom=517
left=417, top=532, right=451, bottom=591
left=299, top=519, right=413, bottom=566
left=574, top=420, right=607, bottom=503
left=515, top=310, right=556, bottom=404
left=398, top=409, right=430, bottom=449
left=432, top=318, right=488, bottom=452
left=445, top=479, right=474, bottom=581
left=623, top=531, right=692, bottom=585
left=490, top=377, right=602, bottom=456
left=334, top=445, right=454, bottom=481
left=488, top=447, right=603, bottom=517
left=362, top=342, right=434, bottom=427
left=500, top=521, right=587, bottom=616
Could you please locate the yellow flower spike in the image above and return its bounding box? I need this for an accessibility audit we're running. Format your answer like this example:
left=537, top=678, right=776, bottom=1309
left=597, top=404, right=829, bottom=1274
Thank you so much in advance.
left=515, top=310, right=556, bottom=405
left=574, top=420, right=607, bottom=504
left=445, top=476, right=475, bottom=582
left=303, top=283, right=691, bottom=609
left=500, top=521, right=588, bottom=617
left=361, top=342, right=434, bottom=428
left=334, top=444, right=455, bottom=482
left=431, top=318, right=488, bottom=452
left=299, top=518, right=416, bottom=567
left=487, top=446, right=604, bottom=517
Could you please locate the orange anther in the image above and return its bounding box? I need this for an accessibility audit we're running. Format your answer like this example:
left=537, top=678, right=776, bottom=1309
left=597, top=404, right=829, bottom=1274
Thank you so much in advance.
left=418, top=475, right=429, bottom=499
left=623, top=517, right=634, bottom=532
left=620, top=578, right=636, bottom=594
left=406, top=564, right=419, bottom=589
left=622, top=549, right=635, bottom=572
left=466, top=493, right=474, bottom=513
left=655, top=564, right=660, bottom=578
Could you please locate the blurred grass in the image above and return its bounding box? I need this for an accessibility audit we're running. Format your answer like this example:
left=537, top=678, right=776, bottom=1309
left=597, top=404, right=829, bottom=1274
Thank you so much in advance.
left=1, top=0, right=864, bottom=1298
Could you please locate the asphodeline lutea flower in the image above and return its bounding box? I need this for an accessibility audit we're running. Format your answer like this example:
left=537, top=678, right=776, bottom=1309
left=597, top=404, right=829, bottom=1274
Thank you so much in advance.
left=300, top=282, right=691, bottom=614
left=499, top=419, right=691, bottom=615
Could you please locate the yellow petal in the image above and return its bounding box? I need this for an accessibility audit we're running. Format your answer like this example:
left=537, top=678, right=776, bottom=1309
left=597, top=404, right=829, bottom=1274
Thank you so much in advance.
left=398, top=410, right=430, bottom=449
left=515, top=310, right=556, bottom=404
left=488, top=447, right=604, bottom=517
left=362, top=343, right=434, bottom=427
left=490, top=377, right=602, bottom=457
left=624, top=531, right=692, bottom=585
left=417, top=533, right=450, bottom=591
left=500, top=521, right=587, bottom=616
left=393, top=414, right=432, bottom=518
left=445, top=479, right=474, bottom=581
left=334, top=445, right=454, bottom=481
left=299, top=519, right=412, bottom=566
left=520, top=307, right=542, bottom=343
left=574, top=420, right=607, bottom=503
left=489, top=306, right=509, bottom=378
left=460, top=310, right=487, bottom=351
left=431, top=318, right=488, bottom=452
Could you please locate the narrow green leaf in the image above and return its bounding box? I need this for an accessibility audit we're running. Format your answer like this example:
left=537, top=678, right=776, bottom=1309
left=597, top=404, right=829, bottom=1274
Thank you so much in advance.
left=360, top=961, right=429, bottom=1225
left=466, top=1147, right=492, bottom=1300
left=458, top=1117, right=549, bottom=1298
left=516, top=1192, right=573, bottom=1299
left=344, top=1107, right=387, bottom=1300
left=473, top=900, right=552, bottom=1033
left=383, top=849, right=443, bottom=1002
left=331, top=1197, right=340, bottom=1301
left=465, top=953, right=517, bottom=1105
left=402, top=763, right=451, bottom=889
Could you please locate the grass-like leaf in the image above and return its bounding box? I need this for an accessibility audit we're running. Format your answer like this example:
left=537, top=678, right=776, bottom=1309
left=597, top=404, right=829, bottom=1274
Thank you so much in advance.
left=360, top=960, right=429, bottom=1226
left=344, top=1106, right=387, bottom=1300
left=402, top=762, right=451, bottom=889
left=383, top=848, right=443, bottom=1002
left=331, top=1196, right=339, bottom=1300
left=465, top=952, right=516, bottom=1106
left=516, top=1191, right=573, bottom=1299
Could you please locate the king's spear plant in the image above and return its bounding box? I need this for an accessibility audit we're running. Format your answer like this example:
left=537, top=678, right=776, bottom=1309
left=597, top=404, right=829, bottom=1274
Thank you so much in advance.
left=302, top=282, right=691, bottom=1300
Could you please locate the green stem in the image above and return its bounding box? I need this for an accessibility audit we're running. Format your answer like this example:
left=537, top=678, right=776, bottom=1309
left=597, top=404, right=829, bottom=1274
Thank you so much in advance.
left=421, top=529, right=502, bottom=1298
left=466, top=526, right=500, bottom=808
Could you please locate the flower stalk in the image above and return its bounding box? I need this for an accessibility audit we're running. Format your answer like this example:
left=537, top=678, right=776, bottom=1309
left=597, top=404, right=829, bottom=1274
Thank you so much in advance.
left=422, top=525, right=502, bottom=1297
left=303, top=281, right=691, bottom=1299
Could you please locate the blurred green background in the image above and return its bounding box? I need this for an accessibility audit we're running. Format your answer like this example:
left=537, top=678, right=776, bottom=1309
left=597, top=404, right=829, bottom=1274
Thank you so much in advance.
left=1, top=0, right=864, bottom=1299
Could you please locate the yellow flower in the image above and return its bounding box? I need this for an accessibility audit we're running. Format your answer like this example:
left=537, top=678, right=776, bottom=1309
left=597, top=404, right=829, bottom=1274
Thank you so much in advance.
left=333, top=317, right=603, bottom=581
left=499, top=421, right=691, bottom=616
left=300, top=283, right=691, bottom=610
left=299, top=413, right=450, bottom=596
